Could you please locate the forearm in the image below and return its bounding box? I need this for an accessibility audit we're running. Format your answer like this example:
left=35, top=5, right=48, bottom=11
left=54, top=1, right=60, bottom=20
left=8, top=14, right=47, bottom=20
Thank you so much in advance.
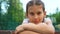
left=19, top=30, right=42, bottom=34
left=22, top=23, right=55, bottom=34
left=37, top=23, right=55, bottom=34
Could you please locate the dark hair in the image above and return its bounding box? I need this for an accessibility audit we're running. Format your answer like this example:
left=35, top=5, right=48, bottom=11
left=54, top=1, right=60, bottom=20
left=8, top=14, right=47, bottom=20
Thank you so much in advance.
left=26, top=0, right=45, bottom=15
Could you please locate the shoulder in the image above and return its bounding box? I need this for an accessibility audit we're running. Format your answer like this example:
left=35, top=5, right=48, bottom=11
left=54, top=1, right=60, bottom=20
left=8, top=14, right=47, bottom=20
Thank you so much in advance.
left=44, top=17, right=52, bottom=25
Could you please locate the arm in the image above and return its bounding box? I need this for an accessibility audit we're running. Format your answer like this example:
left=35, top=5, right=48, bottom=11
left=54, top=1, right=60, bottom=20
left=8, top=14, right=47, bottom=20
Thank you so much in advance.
left=37, top=23, right=55, bottom=34
left=15, top=23, right=55, bottom=34
left=19, top=30, right=41, bottom=34
left=15, top=23, right=36, bottom=34
left=22, top=23, right=55, bottom=34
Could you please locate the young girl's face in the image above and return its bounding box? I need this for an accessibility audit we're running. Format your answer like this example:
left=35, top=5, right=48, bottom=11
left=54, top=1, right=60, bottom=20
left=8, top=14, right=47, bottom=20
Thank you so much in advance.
left=27, top=5, right=46, bottom=24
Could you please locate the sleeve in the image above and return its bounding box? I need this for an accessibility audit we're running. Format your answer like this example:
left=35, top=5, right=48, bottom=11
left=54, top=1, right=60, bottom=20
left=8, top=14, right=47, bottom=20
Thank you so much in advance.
left=22, top=18, right=29, bottom=24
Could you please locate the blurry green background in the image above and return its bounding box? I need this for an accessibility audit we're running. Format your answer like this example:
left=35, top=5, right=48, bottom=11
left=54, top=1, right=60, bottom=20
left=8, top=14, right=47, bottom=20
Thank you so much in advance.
left=0, top=0, right=60, bottom=32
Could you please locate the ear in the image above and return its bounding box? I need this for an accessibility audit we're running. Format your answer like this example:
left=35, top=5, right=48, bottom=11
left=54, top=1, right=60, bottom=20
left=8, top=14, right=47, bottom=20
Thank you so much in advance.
left=44, top=11, right=46, bottom=18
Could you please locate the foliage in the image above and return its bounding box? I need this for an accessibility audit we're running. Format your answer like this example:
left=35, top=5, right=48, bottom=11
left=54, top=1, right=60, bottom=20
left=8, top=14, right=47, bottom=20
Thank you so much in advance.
left=0, top=0, right=25, bottom=30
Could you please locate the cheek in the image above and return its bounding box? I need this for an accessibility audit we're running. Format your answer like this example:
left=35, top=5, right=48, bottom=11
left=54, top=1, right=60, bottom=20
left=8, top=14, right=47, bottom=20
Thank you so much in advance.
left=27, top=14, right=33, bottom=20
left=38, top=14, right=44, bottom=21
left=27, top=16, right=33, bottom=22
left=39, top=16, right=43, bottom=21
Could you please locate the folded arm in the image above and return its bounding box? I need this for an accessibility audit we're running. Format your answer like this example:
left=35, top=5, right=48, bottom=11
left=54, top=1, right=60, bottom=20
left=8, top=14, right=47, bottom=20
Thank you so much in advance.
left=20, top=23, right=55, bottom=34
left=15, top=22, right=55, bottom=34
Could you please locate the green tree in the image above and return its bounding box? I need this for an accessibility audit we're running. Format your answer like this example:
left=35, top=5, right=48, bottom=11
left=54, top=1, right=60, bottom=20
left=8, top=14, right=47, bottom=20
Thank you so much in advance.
left=48, top=8, right=60, bottom=31
left=7, top=0, right=24, bottom=23
left=0, top=0, right=24, bottom=30
left=6, top=0, right=24, bottom=30
left=52, top=8, right=60, bottom=24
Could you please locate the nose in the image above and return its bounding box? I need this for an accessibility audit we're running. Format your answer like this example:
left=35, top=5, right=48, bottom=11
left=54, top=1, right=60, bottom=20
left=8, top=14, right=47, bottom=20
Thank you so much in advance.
left=34, top=15, right=38, bottom=19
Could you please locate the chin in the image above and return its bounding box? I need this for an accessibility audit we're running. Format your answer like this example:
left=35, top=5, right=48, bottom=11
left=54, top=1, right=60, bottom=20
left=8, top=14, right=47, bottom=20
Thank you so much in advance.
left=33, top=22, right=40, bottom=24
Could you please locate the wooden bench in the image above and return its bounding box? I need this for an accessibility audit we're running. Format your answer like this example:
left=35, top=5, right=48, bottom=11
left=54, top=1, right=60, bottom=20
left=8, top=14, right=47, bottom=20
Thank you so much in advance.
left=0, top=30, right=14, bottom=34
left=0, top=30, right=60, bottom=34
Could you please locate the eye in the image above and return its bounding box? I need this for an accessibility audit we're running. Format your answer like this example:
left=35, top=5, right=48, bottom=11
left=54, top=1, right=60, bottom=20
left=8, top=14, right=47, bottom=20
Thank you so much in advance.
left=37, top=12, right=41, bottom=15
left=30, top=12, right=34, bottom=16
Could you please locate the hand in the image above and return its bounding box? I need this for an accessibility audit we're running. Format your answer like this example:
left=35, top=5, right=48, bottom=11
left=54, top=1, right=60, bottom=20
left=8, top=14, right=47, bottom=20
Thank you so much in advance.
left=15, top=25, right=24, bottom=34
left=15, top=23, right=36, bottom=34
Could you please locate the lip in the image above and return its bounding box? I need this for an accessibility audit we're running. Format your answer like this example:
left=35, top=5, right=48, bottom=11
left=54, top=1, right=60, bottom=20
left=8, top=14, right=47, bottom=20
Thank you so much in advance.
left=34, top=21, right=39, bottom=24
left=34, top=19, right=39, bottom=21
left=34, top=20, right=39, bottom=23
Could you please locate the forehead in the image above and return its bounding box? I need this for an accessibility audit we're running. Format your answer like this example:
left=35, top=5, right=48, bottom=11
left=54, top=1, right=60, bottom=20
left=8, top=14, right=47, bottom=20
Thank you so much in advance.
left=28, top=5, right=43, bottom=12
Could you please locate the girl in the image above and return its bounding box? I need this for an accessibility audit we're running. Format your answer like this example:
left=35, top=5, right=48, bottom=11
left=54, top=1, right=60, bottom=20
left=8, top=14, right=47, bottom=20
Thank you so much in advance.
left=15, top=0, right=55, bottom=34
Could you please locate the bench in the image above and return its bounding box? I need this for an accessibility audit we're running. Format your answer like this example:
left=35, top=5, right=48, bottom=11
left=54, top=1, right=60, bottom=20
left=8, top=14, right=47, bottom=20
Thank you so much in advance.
left=0, top=30, right=60, bottom=34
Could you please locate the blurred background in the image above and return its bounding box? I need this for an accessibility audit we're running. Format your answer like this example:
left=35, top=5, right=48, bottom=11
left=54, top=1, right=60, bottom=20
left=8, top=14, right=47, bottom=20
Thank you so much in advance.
left=0, top=0, right=60, bottom=32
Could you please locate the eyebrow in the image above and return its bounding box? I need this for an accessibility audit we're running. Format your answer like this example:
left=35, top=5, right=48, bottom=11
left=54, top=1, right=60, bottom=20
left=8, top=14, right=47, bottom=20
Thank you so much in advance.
left=29, top=12, right=34, bottom=14
left=38, top=10, right=41, bottom=12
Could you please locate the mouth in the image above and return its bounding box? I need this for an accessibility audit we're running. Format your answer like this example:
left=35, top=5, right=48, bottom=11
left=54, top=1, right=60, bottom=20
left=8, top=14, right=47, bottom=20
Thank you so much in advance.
left=33, top=20, right=39, bottom=23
